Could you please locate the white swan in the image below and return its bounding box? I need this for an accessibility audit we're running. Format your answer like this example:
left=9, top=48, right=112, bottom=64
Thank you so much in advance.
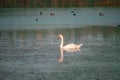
left=58, top=34, right=83, bottom=49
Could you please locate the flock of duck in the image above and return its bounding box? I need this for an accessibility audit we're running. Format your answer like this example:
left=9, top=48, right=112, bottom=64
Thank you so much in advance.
left=35, top=10, right=105, bottom=22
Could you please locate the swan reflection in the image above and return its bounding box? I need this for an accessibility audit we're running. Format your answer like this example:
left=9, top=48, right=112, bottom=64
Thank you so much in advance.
left=58, top=48, right=81, bottom=62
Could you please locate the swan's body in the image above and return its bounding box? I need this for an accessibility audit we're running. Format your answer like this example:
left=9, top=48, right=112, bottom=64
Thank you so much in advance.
left=58, top=34, right=83, bottom=49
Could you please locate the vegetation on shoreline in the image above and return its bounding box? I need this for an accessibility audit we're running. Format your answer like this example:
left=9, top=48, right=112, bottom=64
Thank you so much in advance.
left=0, top=0, right=120, bottom=8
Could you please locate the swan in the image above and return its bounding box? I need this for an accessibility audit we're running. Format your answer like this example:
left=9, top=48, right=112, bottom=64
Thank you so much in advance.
left=58, top=34, right=83, bottom=49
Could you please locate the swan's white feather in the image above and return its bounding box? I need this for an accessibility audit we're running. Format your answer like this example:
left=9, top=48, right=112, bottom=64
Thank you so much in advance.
left=58, top=34, right=83, bottom=49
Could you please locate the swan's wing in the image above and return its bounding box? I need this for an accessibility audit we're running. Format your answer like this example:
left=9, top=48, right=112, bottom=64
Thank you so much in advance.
left=63, top=43, right=83, bottom=49
left=63, top=43, right=80, bottom=48
left=63, top=43, right=75, bottom=48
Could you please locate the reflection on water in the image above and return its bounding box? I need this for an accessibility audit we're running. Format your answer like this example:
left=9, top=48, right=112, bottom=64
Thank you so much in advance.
left=0, top=26, right=120, bottom=80
left=58, top=49, right=64, bottom=62
left=58, top=48, right=81, bottom=62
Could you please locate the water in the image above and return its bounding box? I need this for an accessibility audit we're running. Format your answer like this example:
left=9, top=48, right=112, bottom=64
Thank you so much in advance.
left=0, top=26, right=120, bottom=80
left=0, top=8, right=120, bottom=80
left=0, top=8, right=120, bottom=29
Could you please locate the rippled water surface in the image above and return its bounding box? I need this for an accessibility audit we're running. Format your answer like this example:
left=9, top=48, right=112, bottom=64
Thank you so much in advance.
left=0, top=8, right=120, bottom=80
left=0, top=26, right=120, bottom=80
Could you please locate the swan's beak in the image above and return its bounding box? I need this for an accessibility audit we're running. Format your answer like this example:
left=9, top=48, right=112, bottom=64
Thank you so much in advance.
left=58, top=35, right=61, bottom=40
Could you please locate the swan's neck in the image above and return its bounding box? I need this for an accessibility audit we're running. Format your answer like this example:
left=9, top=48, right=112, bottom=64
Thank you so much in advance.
left=60, top=37, right=64, bottom=48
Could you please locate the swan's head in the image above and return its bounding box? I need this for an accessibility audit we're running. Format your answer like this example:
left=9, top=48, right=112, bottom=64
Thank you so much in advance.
left=58, top=34, right=63, bottom=39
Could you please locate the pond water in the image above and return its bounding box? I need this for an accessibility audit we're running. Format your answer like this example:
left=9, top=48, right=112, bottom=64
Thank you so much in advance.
left=0, top=8, right=120, bottom=29
left=0, top=8, right=120, bottom=80
left=0, top=26, right=120, bottom=80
